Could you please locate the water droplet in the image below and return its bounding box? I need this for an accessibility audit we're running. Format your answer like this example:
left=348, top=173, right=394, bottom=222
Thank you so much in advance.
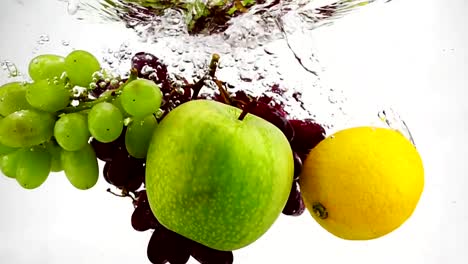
left=39, top=34, right=49, bottom=42
left=61, top=40, right=70, bottom=46
left=1, top=61, right=19, bottom=77
left=182, top=56, right=191, bottom=63
left=110, top=79, right=119, bottom=86
left=37, top=34, right=50, bottom=45
left=67, top=0, right=80, bottom=15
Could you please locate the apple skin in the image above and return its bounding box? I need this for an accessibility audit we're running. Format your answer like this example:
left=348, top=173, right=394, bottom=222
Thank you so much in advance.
left=145, top=99, right=294, bottom=251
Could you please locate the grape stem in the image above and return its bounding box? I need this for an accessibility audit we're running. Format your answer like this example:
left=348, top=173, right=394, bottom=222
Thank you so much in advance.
left=58, top=69, right=138, bottom=114
left=191, top=53, right=220, bottom=99
left=214, top=79, right=232, bottom=104
left=106, top=188, right=136, bottom=202
left=208, top=53, right=220, bottom=78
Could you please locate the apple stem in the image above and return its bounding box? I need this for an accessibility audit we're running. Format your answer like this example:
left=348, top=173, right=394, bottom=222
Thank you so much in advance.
left=238, top=101, right=256, bottom=121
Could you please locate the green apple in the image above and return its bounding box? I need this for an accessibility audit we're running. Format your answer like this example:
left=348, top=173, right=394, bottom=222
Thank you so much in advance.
left=145, top=99, right=294, bottom=251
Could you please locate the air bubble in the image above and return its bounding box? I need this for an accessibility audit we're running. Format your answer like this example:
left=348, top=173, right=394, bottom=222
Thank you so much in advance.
left=1, top=61, right=19, bottom=77
left=89, top=83, right=98, bottom=90
left=67, top=0, right=80, bottom=15
left=37, top=34, right=50, bottom=45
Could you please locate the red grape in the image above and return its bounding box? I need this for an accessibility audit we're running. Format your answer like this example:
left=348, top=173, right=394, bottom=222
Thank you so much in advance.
left=147, top=225, right=191, bottom=264
left=293, top=152, right=303, bottom=181
left=250, top=101, right=294, bottom=141
left=105, top=148, right=144, bottom=191
left=190, top=241, right=234, bottom=264
left=282, top=181, right=305, bottom=216
left=289, top=119, right=325, bottom=154
left=90, top=138, right=115, bottom=162
left=131, top=52, right=170, bottom=91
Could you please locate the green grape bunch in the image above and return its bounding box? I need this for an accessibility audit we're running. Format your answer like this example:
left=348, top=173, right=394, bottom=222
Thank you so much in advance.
left=0, top=50, right=163, bottom=190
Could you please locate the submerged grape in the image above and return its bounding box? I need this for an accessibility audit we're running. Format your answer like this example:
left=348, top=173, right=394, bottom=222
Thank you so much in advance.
left=46, top=140, right=63, bottom=172
left=0, top=149, right=22, bottom=178
left=0, top=128, right=17, bottom=155
left=125, top=115, right=157, bottom=158
left=64, top=50, right=101, bottom=88
left=88, top=102, right=123, bottom=143
left=250, top=101, right=294, bottom=141
left=0, top=110, right=55, bottom=148
left=26, top=79, right=71, bottom=112
left=105, top=147, right=144, bottom=190
left=289, top=119, right=326, bottom=154
left=16, top=147, right=51, bottom=189
left=61, top=143, right=99, bottom=190
left=282, top=181, right=305, bottom=216
left=28, top=54, right=66, bottom=81
left=54, top=113, right=90, bottom=151
left=131, top=190, right=159, bottom=231
left=120, top=79, right=162, bottom=117
left=293, top=152, right=303, bottom=181
left=147, top=225, right=191, bottom=264
left=190, top=241, right=234, bottom=264
left=131, top=52, right=169, bottom=87
left=0, top=82, right=32, bottom=116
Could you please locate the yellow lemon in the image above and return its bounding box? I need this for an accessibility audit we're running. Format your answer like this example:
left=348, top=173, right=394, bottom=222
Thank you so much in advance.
left=299, top=126, right=424, bottom=240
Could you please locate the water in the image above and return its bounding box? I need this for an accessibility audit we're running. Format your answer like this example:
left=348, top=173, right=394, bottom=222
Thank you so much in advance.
left=1, top=0, right=404, bottom=133
left=0, top=61, right=20, bottom=78
left=47, top=0, right=389, bottom=129
left=0, top=1, right=428, bottom=263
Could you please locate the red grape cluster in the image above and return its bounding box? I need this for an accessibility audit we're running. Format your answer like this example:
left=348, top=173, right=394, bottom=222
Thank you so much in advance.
left=90, top=51, right=326, bottom=264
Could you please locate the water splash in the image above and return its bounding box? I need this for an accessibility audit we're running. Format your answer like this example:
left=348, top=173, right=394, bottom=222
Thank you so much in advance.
left=57, top=0, right=393, bottom=129
left=70, top=0, right=391, bottom=38
left=378, top=108, right=416, bottom=146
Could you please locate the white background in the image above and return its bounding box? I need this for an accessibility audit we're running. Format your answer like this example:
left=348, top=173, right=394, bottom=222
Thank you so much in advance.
left=0, top=0, right=467, bottom=263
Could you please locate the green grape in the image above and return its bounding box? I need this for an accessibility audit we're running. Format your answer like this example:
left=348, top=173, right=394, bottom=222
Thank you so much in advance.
left=0, top=149, right=22, bottom=178
left=111, top=95, right=130, bottom=117
left=0, top=118, right=18, bottom=155
left=28, top=54, right=66, bottom=81
left=16, top=147, right=51, bottom=189
left=54, top=113, right=90, bottom=151
left=0, top=142, right=17, bottom=155
left=61, top=143, right=98, bottom=190
left=0, top=109, right=55, bottom=148
left=26, top=79, right=71, bottom=112
left=125, top=115, right=157, bottom=158
left=120, top=79, right=162, bottom=117
left=88, top=102, right=123, bottom=143
left=46, top=140, right=63, bottom=172
left=0, top=82, right=32, bottom=116
left=64, top=50, right=101, bottom=88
